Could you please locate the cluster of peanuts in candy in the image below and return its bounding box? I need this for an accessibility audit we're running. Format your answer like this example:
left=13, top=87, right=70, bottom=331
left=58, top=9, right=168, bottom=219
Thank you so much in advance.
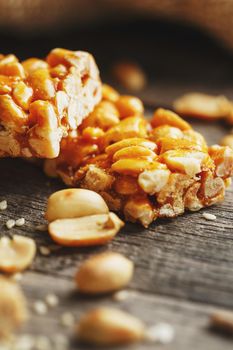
left=44, top=85, right=233, bottom=227
left=0, top=48, right=101, bottom=158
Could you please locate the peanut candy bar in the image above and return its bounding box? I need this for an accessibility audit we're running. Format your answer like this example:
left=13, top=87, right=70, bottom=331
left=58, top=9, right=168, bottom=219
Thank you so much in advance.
left=0, top=48, right=101, bottom=158
left=44, top=86, right=233, bottom=226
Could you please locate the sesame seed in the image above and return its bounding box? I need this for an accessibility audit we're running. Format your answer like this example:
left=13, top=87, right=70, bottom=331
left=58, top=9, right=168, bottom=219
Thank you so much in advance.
left=113, top=290, right=130, bottom=301
left=45, top=293, right=59, bottom=307
left=6, top=219, right=15, bottom=229
left=15, top=218, right=25, bottom=227
left=11, top=272, right=23, bottom=282
left=202, top=212, right=217, bottom=221
left=0, top=200, right=7, bottom=210
left=33, top=300, right=48, bottom=315
left=145, top=323, right=175, bottom=344
left=39, top=246, right=51, bottom=256
left=60, top=312, right=75, bottom=327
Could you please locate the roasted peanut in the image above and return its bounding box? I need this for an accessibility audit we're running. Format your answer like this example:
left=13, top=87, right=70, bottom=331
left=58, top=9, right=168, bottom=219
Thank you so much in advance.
left=45, top=189, right=109, bottom=222
left=77, top=307, right=145, bottom=345
left=22, top=58, right=48, bottom=73
left=0, top=61, right=25, bottom=79
left=0, top=276, right=28, bottom=340
left=28, top=68, right=55, bottom=100
left=76, top=252, right=134, bottom=294
left=159, top=138, right=201, bottom=153
left=160, top=149, right=211, bottom=177
left=209, top=145, right=233, bottom=178
left=138, top=165, right=170, bottom=194
left=173, top=93, right=231, bottom=120
left=151, top=108, right=191, bottom=131
left=106, top=137, right=157, bottom=156
left=113, top=145, right=156, bottom=162
left=0, top=94, right=28, bottom=132
left=184, top=182, right=203, bottom=212
left=48, top=212, right=124, bottom=246
left=102, top=84, right=119, bottom=102
left=28, top=100, right=61, bottom=158
left=82, top=100, right=120, bottom=130
left=183, top=130, right=208, bottom=152
left=0, top=235, right=36, bottom=273
left=112, top=62, right=146, bottom=91
left=115, top=96, right=144, bottom=118
left=124, top=197, right=155, bottom=227
left=105, top=116, right=148, bottom=145
left=112, top=158, right=152, bottom=176
left=12, top=81, right=33, bottom=110
left=82, top=127, right=104, bottom=140
left=220, top=134, right=233, bottom=150
left=210, top=310, right=233, bottom=334
left=149, top=125, right=183, bottom=142
left=80, top=165, right=114, bottom=192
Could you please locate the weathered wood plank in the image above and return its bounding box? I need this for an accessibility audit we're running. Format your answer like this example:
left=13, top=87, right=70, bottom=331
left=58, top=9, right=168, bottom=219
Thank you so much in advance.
left=19, top=271, right=233, bottom=350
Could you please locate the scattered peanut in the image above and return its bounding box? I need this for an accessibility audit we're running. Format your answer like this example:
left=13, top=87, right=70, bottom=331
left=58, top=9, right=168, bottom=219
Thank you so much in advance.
left=61, top=312, right=75, bottom=328
left=77, top=307, right=145, bottom=345
left=145, top=323, right=175, bottom=344
left=76, top=252, right=134, bottom=294
left=210, top=310, right=233, bottom=334
left=112, top=62, right=147, bottom=91
left=173, top=93, right=231, bottom=120
left=39, top=246, right=51, bottom=256
left=0, top=276, right=28, bottom=340
left=45, top=189, right=109, bottom=222
left=45, top=294, right=59, bottom=308
left=151, top=108, right=191, bottom=131
left=0, top=235, right=36, bottom=273
left=112, top=290, right=131, bottom=301
left=33, top=300, right=48, bottom=315
left=115, top=96, right=144, bottom=118
left=48, top=213, right=124, bottom=247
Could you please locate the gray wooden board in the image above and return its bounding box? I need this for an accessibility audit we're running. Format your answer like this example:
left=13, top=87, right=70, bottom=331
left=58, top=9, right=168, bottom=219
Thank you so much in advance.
left=0, top=118, right=233, bottom=349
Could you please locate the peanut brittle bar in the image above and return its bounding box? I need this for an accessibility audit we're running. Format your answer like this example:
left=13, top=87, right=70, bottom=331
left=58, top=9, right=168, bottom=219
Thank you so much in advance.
left=44, top=85, right=233, bottom=226
left=0, top=48, right=101, bottom=158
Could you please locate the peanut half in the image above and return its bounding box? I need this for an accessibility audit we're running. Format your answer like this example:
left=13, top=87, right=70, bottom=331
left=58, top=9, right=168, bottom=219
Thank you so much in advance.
left=77, top=307, right=145, bottom=345
left=45, top=188, right=109, bottom=222
left=76, top=252, right=134, bottom=294
left=48, top=213, right=124, bottom=247
left=0, top=235, right=36, bottom=273
left=0, top=276, right=28, bottom=340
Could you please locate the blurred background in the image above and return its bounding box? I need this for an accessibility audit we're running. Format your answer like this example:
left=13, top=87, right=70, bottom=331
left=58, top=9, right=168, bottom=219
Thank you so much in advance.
left=0, top=0, right=233, bottom=107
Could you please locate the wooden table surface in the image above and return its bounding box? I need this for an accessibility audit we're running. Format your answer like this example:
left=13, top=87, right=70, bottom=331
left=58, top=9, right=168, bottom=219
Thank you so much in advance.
left=0, top=19, right=233, bottom=349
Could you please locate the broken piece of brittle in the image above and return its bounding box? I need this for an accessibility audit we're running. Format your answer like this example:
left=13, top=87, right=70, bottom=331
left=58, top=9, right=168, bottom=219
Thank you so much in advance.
left=0, top=48, right=101, bottom=158
left=44, top=86, right=233, bottom=227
